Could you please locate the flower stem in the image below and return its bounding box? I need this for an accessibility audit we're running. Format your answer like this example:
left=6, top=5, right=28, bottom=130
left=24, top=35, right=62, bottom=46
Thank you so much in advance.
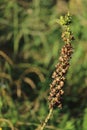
left=37, top=108, right=53, bottom=130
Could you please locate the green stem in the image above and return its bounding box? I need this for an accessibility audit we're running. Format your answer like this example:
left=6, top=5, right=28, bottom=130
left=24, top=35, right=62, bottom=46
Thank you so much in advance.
left=37, top=108, right=53, bottom=130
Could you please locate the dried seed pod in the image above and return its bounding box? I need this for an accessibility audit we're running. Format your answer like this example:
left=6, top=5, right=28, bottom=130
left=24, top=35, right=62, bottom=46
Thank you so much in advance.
left=52, top=80, right=56, bottom=86
left=56, top=85, right=61, bottom=90
left=60, top=90, right=64, bottom=95
left=61, top=76, right=65, bottom=81
left=62, top=69, right=66, bottom=74
left=52, top=71, right=57, bottom=78
left=56, top=77, right=60, bottom=82
left=50, top=84, right=53, bottom=89
left=52, top=88, right=56, bottom=93
left=59, top=81, right=64, bottom=87
left=50, top=93, right=54, bottom=97
left=59, top=57, right=63, bottom=62
left=56, top=93, right=60, bottom=98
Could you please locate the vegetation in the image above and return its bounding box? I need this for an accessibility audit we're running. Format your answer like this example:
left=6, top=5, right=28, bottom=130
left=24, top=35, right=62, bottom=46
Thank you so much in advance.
left=0, top=0, right=87, bottom=130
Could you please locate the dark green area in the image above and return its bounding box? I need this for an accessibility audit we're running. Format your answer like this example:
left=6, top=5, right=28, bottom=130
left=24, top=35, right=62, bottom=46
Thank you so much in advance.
left=0, top=0, right=87, bottom=130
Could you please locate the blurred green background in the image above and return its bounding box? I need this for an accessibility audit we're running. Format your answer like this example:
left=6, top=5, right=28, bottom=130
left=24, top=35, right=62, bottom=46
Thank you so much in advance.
left=0, top=0, right=87, bottom=130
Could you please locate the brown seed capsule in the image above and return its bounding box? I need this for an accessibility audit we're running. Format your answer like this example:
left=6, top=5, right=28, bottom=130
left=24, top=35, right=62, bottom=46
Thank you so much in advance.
left=56, top=93, right=60, bottom=98
left=52, top=71, right=57, bottom=78
left=52, top=80, right=56, bottom=86
left=60, top=90, right=64, bottom=95
left=56, top=68, right=59, bottom=73
left=58, top=71, right=63, bottom=76
left=59, top=57, right=63, bottom=62
left=56, top=77, right=60, bottom=82
left=54, top=97, right=61, bottom=103
left=52, top=88, right=56, bottom=93
left=62, top=69, right=66, bottom=74
left=50, top=84, right=53, bottom=89
left=59, top=81, right=64, bottom=87
left=61, top=76, right=65, bottom=81
left=63, top=54, right=68, bottom=59
left=56, top=85, right=61, bottom=90
left=50, top=93, right=54, bottom=97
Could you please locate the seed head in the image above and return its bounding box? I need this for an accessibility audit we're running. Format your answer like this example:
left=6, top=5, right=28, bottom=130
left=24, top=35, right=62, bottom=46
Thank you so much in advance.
left=48, top=13, right=74, bottom=109
left=48, top=43, right=73, bottom=109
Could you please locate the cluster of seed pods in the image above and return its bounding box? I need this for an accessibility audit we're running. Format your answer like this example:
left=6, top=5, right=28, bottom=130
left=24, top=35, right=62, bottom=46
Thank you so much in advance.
left=48, top=31, right=74, bottom=109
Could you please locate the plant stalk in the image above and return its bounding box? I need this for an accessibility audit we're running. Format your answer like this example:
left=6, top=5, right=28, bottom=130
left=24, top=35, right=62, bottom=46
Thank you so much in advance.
left=37, top=108, right=53, bottom=130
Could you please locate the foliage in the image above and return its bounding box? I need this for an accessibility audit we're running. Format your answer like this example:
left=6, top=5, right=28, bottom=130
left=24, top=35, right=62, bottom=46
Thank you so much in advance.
left=0, top=0, right=87, bottom=130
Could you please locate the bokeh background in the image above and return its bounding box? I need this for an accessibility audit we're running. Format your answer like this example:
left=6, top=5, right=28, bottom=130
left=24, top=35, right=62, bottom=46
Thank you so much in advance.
left=0, top=0, right=87, bottom=130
